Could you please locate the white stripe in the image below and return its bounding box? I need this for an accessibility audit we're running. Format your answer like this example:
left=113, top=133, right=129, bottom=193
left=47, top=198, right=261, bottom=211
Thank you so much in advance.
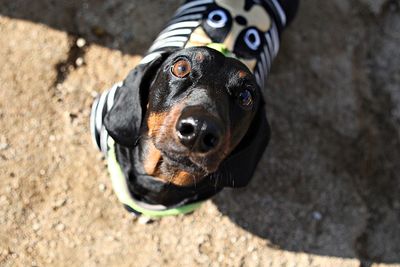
left=95, top=89, right=109, bottom=133
left=90, top=96, right=100, bottom=149
left=168, top=14, right=202, bottom=24
left=261, top=67, right=266, bottom=89
left=260, top=53, right=269, bottom=78
left=255, top=70, right=262, bottom=88
left=259, top=65, right=266, bottom=88
left=156, top=28, right=192, bottom=41
left=262, top=73, right=268, bottom=88
left=259, top=55, right=267, bottom=77
left=107, top=82, right=122, bottom=111
left=175, top=0, right=213, bottom=14
left=152, top=36, right=188, bottom=47
left=271, top=24, right=280, bottom=56
left=265, top=33, right=274, bottom=59
left=261, top=50, right=270, bottom=87
left=160, top=21, right=200, bottom=35
left=263, top=45, right=271, bottom=69
left=271, top=0, right=287, bottom=26
left=140, top=52, right=162, bottom=64
left=150, top=36, right=188, bottom=51
left=100, top=127, right=109, bottom=156
left=174, top=6, right=207, bottom=17
left=257, top=61, right=266, bottom=88
left=150, top=41, right=186, bottom=51
left=260, top=45, right=271, bottom=72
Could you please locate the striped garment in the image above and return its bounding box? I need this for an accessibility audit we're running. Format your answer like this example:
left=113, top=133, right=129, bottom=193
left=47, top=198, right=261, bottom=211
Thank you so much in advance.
left=143, top=0, right=286, bottom=89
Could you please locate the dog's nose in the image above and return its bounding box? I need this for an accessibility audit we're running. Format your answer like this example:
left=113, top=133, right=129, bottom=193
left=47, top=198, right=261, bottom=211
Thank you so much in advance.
left=176, top=109, right=222, bottom=153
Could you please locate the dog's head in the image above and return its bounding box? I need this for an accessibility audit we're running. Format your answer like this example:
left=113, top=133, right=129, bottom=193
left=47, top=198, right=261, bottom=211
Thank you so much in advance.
left=104, top=47, right=269, bottom=187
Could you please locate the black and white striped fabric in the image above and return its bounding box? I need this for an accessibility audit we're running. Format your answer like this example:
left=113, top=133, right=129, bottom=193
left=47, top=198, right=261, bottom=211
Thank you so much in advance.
left=90, top=82, right=122, bottom=154
left=143, top=0, right=286, bottom=89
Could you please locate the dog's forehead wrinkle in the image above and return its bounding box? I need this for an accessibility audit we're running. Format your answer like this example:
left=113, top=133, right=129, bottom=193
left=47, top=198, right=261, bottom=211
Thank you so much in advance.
left=169, top=47, right=210, bottom=60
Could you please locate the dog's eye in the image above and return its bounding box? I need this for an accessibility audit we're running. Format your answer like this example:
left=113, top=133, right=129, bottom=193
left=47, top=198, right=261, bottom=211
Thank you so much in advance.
left=238, top=89, right=253, bottom=109
left=171, top=59, right=191, bottom=78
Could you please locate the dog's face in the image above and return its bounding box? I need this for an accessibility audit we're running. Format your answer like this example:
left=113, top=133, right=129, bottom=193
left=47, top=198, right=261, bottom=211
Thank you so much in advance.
left=139, top=47, right=261, bottom=186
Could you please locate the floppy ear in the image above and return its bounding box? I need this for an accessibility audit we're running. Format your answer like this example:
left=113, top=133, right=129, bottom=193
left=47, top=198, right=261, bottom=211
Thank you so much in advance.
left=217, top=101, right=271, bottom=187
left=103, top=54, right=167, bottom=148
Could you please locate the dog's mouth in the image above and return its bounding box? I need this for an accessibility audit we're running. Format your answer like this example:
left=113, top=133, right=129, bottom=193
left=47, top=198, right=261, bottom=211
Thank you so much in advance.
left=160, top=149, right=221, bottom=176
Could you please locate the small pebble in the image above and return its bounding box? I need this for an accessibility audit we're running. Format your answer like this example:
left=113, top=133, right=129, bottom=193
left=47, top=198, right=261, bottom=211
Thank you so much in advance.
left=196, top=236, right=206, bottom=245
left=28, top=212, right=37, bottom=220
left=55, top=223, right=65, bottom=231
left=247, top=245, right=256, bottom=252
left=53, top=198, right=66, bottom=208
left=76, top=38, right=86, bottom=48
left=312, top=211, right=323, bottom=221
left=0, top=195, right=7, bottom=203
left=91, top=91, right=99, bottom=98
left=11, top=180, right=19, bottom=189
left=138, top=216, right=152, bottom=225
left=1, top=248, right=10, bottom=256
left=32, top=223, right=41, bottom=231
left=252, top=253, right=258, bottom=261
left=0, top=135, right=8, bottom=150
left=75, top=57, right=84, bottom=67
left=98, top=183, right=106, bottom=192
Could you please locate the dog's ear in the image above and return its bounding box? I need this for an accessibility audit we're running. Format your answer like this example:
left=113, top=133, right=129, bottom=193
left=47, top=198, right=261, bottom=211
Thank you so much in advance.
left=218, top=101, right=270, bottom=187
left=104, top=53, right=168, bottom=148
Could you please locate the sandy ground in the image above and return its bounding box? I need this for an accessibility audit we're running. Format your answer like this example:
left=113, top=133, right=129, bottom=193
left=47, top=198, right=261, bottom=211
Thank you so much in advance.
left=0, top=0, right=400, bottom=266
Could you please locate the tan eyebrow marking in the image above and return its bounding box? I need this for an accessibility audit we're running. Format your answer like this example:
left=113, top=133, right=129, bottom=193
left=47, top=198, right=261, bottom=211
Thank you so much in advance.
left=195, top=52, right=205, bottom=62
left=238, top=70, right=249, bottom=78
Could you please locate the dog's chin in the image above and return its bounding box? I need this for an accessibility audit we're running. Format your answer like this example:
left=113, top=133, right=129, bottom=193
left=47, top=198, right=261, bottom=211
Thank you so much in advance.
left=161, top=151, right=221, bottom=177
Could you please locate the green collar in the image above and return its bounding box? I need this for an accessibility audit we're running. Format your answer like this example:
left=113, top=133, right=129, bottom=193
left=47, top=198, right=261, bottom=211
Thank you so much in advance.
left=106, top=138, right=203, bottom=217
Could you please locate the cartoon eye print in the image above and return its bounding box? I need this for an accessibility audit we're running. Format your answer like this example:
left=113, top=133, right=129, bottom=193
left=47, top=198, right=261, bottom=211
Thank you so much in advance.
left=233, top=27, right=264, bottom=59
left=244, top=28, right=261, bottom=51
left=206, top=9, right=228, bottom=28
left=202, top=6, right=232, bottom=43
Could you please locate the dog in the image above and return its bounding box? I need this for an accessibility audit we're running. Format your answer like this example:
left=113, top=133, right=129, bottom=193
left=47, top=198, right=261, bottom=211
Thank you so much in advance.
left=90, top=0, right=299, bottom=217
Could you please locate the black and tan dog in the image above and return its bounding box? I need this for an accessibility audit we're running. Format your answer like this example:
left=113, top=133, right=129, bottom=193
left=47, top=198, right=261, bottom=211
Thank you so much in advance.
left=90, top=0, right=299, bottom=217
